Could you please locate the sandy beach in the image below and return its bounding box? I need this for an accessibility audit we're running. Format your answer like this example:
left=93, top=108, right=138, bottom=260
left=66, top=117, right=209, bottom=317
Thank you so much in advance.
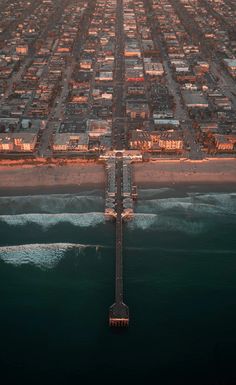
left=0, top=158, right=236, bottom=194
left=0, top=162, right=105, bottom=191
left=133, top=159, right=236, bottom=186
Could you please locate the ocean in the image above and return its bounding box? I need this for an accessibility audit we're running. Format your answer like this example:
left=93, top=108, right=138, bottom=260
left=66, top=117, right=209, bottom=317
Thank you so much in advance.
left=0, top=184, right=236, bottom=385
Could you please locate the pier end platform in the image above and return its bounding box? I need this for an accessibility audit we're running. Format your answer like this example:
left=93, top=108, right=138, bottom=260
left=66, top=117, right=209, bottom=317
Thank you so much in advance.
left=109, top=302, right=129, bottom=327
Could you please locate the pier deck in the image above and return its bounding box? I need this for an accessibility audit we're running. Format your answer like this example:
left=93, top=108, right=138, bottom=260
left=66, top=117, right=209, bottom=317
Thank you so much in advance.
left=109, top=152, right=129, bottom=327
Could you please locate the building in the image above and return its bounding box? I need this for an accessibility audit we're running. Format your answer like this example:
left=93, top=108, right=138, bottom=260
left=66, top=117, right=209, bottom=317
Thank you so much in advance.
left=182, top=91, right=209, bottom=109
left=0, top=117, right=40, bottom=152
left=126, top=102, right=150, bottom=119
left=0, top=132, right=38, bottom=152
left=95, top=71, right=113, bottom=81
left=214, top=134, right=236, bottom=151
left=16, top=44, right=29, bottom=55
left=158, top=131, right=184, bottom=150
left=0, top=136, right=14, bottom=151
left=223, top=59, right=236, bottom=78
left=53, top=133, right=89, bottom=151
left=144, top=61, right=164, bottom=77
left=129, top=129, right=184, bottom=152
left=129, top=130, right=152, bottom=150
left=87, top=119, right=112, bottom=138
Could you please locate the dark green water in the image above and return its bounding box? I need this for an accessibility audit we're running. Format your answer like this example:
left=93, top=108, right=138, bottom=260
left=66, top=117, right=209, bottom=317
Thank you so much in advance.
left=0, top=186, right=236, bottom=385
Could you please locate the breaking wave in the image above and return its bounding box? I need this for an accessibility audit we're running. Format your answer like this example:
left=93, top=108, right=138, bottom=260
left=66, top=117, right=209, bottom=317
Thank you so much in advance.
left=136, top=192, right=236, bottom=217
left=0, top=212, right=105, bottom=229
left=130, top=192, right=236, bottom=233
left=0, top=243, right=105, bottom=269
left=0, top=193, right=103, bottom=215
left=128, top=213, right=205, bottom=234
left=0, top=191, right=235, bottom=236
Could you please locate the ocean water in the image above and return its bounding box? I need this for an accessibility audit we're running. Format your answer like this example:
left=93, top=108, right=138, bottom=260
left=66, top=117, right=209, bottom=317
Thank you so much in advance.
left=0, top=185, right=236, bottom=385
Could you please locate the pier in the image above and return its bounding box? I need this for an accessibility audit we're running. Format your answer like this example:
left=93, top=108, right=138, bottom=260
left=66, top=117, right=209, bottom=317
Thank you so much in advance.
left=109, top=152, right=129, bottom=327
left=101, top=150, right=141, bottom=327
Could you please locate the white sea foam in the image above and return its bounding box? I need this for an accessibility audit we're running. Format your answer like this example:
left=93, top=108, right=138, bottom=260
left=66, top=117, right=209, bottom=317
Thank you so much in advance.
left=127, top=213, right=157, bottom=230
left=136, top=192, right=236, bottom=216
left=0, top=212, right=105, bottom=228
left=0, top=192, right=235, bottom=236
left=188, top=192, right=236, bottom=211
left=0, top=243, right=104, bottom=269
left=137, top=197, right=192, bottom=212
left=131, top=192, right=236, bottom=233
left=128, top=213, right=205, bottom=234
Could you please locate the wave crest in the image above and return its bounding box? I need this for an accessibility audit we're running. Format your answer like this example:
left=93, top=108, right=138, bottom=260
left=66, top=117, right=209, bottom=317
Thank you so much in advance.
left=136, top=192, right=236, bottom=216
left=128, top=213, right=205, bottom=234
left=0, top=243, right=104, bottom=269
left=0, top=193, right=103, bottom=215
left=0, top=212, right=105, bottom=229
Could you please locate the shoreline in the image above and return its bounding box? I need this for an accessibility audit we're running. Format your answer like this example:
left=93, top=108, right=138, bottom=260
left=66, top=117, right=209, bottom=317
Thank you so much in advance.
left=0, top=163, right=105, bottom=194
left=0, top=184, right=104, bottom=197
left=1, top=182, right=236, bottom=198
left=135, top=182, right=236, bottom=197
left=0, top=159, right=235, bottom=196
left=133, top=159, right=236, bottom=185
